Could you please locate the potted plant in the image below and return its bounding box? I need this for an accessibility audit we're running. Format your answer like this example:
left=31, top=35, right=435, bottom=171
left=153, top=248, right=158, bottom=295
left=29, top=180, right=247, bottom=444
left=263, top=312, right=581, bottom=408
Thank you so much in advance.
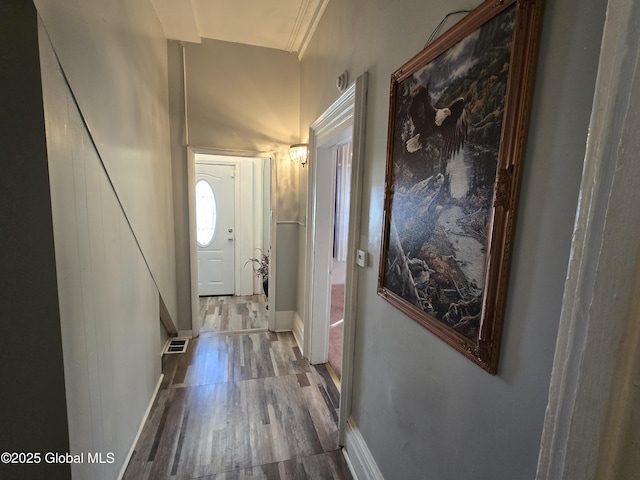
left=245, top=249, right=269, bottom=297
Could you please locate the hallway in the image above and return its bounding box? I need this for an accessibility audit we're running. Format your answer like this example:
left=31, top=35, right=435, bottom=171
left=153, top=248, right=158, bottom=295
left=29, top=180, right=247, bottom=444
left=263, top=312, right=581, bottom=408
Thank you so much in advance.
left=123, top=297, right=352, bottom=479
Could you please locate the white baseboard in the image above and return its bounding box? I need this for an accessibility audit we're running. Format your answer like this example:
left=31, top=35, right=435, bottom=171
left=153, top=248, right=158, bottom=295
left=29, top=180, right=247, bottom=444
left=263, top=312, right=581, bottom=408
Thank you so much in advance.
left=274, top=310, right=294, bottom=332
left=178, top=329, right=193, bottom=338
left=344, top=417, right=384, bottom=480
left=117, top=373, right=164, bottom=480
left=292, top=311, right=304, bottom=353
left=342, top=446, right=359, bottom=480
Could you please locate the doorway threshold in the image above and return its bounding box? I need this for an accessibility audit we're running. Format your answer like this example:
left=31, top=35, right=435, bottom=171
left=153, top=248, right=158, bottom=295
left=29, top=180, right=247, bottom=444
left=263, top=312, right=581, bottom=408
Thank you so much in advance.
left=325, top=362, right=341, bottom=392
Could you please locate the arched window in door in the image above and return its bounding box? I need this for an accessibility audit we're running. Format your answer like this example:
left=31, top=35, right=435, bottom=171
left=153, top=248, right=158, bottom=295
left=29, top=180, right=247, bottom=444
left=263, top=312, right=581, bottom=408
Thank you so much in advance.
left=195, top=179, right=217, bottom=247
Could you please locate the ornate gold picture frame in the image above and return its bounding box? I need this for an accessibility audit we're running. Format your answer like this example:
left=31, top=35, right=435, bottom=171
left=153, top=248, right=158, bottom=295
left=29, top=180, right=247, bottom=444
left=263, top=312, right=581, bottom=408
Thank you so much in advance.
left=378, top=0, right=545, bottom=373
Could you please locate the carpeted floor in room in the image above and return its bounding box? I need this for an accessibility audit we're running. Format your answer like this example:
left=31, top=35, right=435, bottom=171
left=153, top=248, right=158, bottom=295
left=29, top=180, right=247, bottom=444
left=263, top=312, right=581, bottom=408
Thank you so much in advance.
left=329, top=284, right=344, bottom=380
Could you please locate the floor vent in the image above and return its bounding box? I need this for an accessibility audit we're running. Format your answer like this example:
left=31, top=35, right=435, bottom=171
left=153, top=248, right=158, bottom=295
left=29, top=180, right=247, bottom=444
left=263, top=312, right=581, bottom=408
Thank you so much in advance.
left=164, top=337, right=189, bottom=355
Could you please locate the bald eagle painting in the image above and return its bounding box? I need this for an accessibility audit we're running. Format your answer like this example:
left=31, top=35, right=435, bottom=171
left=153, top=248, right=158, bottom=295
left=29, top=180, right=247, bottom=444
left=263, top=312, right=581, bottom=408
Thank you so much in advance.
left=380, top=3, right=518, bottom=343
left=405, top=83, right=468, bottom=159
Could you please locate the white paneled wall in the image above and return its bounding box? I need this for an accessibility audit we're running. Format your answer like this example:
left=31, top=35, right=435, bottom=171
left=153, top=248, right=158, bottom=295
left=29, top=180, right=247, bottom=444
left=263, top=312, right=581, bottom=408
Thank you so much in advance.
left=39, top=23, right=162, bottom=480
left=34, top=0, right=178, bottom=322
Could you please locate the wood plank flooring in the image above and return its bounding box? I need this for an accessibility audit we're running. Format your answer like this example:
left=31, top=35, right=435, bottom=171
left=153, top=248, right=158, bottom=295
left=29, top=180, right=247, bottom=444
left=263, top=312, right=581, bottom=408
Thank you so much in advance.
left=123, top=296, right=351, bottom=480
left=200, top=295, right=268, bottom=333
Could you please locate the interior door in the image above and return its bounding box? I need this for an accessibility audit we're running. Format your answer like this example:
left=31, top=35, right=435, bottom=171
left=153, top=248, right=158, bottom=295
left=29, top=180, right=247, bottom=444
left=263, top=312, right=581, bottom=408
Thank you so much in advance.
left=196, top=163, right=235, bottom=296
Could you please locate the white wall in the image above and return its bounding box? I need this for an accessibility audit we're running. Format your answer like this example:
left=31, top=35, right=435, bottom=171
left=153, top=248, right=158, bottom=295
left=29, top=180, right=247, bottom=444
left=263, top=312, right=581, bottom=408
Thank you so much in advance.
left=31, top=0, right=174, bottom=477
left=39, top=22, right=163, bottom=480
left=299, top=0, right=608, bottom=478
left=34, top=0, right=178, bottom=323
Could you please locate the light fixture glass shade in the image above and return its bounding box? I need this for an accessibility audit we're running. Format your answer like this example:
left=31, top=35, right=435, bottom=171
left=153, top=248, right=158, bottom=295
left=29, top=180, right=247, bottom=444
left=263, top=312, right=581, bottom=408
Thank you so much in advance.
left=289, top=143, right=308, bottom=166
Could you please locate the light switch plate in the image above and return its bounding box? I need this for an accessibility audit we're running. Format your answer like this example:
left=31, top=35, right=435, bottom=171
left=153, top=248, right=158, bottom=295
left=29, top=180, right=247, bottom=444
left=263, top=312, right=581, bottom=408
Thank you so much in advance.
left=356, top=249, right=368, bottom=267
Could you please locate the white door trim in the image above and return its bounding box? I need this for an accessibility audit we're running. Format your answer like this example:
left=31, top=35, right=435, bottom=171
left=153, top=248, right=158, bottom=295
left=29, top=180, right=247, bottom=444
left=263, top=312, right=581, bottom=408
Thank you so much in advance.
left=309, top=131, right=349, bottom=365
left=536, top=0, right=640, bottom=477
left=188, top=147, right=277, bottom=336
left=303, top=72, right=368, bottom=444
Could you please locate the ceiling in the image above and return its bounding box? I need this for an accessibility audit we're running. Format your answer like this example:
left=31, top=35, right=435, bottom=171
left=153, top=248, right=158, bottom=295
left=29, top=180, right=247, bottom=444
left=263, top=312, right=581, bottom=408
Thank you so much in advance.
left=150, top=0, right=329, bottom=59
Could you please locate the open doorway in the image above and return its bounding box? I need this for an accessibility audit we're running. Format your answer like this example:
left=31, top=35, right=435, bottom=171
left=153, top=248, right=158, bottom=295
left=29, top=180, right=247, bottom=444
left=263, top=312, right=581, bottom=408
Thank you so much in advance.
left=188, top=150, right=276, bottom=337
left=307, top=126, right=352, bottom=372
left=329, top=141, right=353, bottom=381
left=303, top=72, right=368, bottom=444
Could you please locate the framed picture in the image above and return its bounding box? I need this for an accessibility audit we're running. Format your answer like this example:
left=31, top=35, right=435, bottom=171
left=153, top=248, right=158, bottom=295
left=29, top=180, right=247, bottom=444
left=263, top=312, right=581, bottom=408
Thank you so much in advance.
left=377, top=0, right=545, bottom=374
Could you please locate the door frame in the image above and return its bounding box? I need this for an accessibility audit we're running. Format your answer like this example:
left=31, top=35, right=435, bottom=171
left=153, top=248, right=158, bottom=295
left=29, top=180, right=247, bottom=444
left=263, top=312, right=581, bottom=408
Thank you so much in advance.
left=188, top=147, right=277, bottom=336
left=308, top=128, right=352, bottom=365
left=303, top=72, right=368, bottom=443
left=536, top=0, right=640, bottom=477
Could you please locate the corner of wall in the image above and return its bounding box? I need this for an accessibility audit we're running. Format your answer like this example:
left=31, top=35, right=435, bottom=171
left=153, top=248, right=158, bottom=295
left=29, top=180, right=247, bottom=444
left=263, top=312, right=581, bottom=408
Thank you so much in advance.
left=274, top=310, right=295, bottom=332
left=159, top=293, right=178, bottom=335
left=292, top=310, right=304, bottom=352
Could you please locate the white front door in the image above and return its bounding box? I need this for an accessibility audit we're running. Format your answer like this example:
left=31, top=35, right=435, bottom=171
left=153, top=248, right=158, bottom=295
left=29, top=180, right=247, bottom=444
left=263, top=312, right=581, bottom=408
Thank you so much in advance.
left=196, top=163, right=235, bottom=296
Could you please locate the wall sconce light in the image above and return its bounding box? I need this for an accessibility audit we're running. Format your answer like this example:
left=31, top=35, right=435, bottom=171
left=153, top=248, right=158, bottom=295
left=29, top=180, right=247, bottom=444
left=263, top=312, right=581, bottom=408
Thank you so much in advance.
left=289, top=143, right=308, bottom=167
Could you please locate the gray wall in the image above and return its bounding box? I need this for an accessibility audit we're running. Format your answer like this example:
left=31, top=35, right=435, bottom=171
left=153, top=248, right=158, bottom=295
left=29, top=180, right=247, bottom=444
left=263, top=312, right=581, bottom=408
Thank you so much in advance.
left=0, top=2, right=70, bottom=478
left=167, top=41, right=193, bottom=331
left=299, top=0, right=607, bottom=478
left=168, top=39, right=301, bottom=318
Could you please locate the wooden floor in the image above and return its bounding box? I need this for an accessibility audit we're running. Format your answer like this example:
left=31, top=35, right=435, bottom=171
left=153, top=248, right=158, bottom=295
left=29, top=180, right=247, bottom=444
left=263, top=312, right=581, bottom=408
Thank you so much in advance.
left=123, top=296, right=351, bottom=479
left=199, top=295, right=268, bottom=333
